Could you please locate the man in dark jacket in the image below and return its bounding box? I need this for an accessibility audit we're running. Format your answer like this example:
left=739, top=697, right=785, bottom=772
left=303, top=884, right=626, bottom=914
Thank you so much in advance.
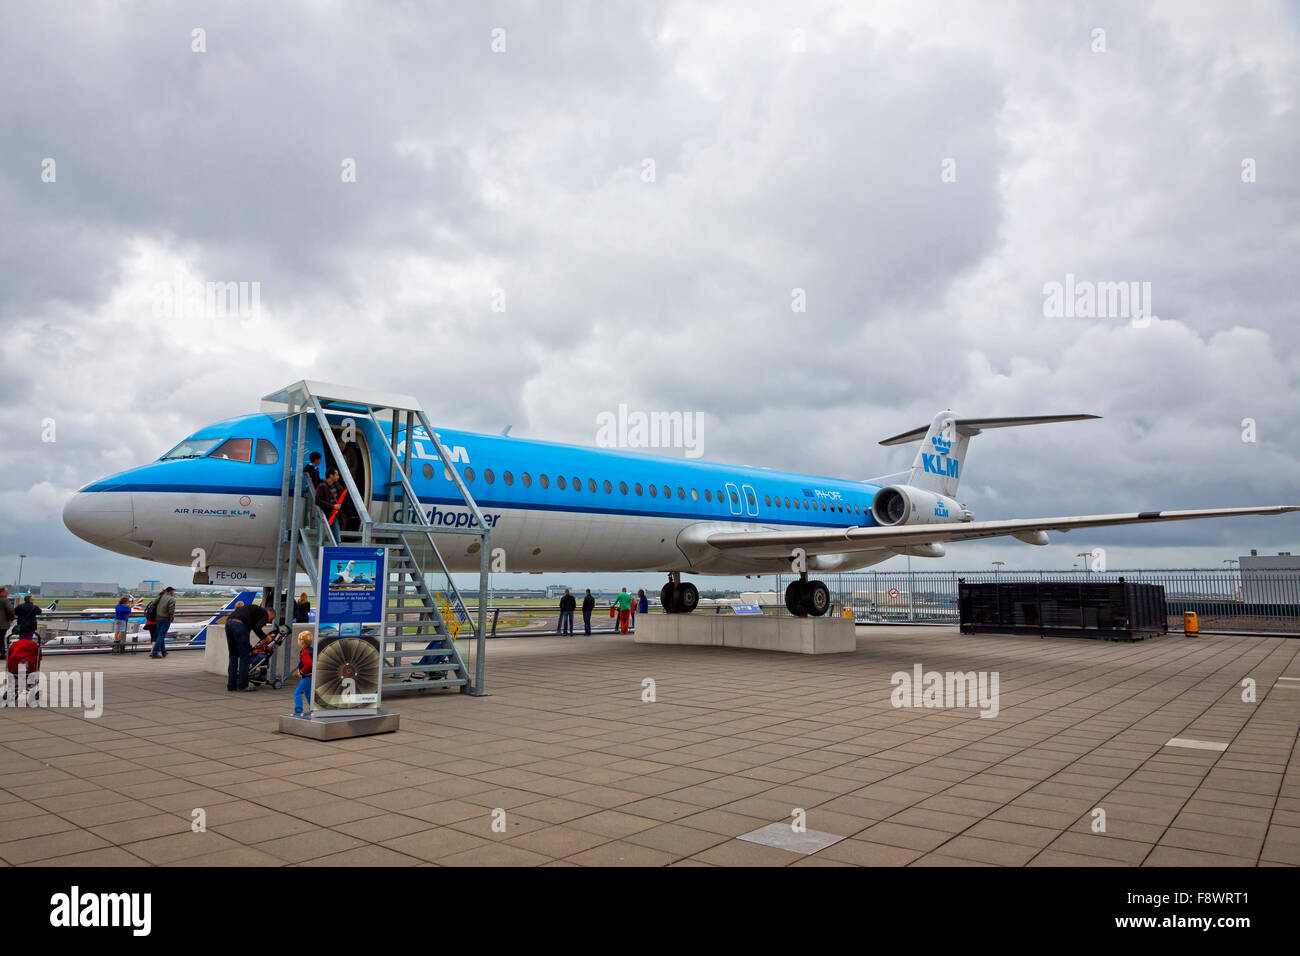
left=581, top=589, right=595, bottom=635
left=225, top=603, right=276, bottom=692
left=14, top=595, right=41, bottom=637
left=0, top=587, right=14, bottom=658
left=303, top=451, right=322, bottom=487
left=315, top=468, right=340, bottom=523
left=557, top=589, right=576, bottom=635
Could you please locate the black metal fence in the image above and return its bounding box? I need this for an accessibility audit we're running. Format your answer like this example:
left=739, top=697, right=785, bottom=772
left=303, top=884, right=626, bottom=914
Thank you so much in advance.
left=775, top=569, right=1300, bottom=634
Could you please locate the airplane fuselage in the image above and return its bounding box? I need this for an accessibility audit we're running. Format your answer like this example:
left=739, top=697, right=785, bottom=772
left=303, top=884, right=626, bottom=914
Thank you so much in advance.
left=64, top=411, right=895, bottom=582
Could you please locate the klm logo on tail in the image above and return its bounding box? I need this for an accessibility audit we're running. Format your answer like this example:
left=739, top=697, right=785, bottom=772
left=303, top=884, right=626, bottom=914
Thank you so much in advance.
left=930, top=434, right=952, bottom=455
left=920, top=453, right=959, bottom=478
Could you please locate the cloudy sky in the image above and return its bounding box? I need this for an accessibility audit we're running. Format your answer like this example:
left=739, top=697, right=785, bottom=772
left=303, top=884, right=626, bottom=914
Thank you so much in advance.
left=2, top=0, right=1298, bottom=592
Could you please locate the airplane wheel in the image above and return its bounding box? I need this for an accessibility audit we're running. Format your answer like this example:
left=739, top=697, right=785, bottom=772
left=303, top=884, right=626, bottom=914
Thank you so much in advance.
left=805, top=581, right=830, bottom=617
left=660, top=583, right=677, bottom=614
left=674, top=582, right=699, bottom=614
left=785, top=581, right=806, bottom=616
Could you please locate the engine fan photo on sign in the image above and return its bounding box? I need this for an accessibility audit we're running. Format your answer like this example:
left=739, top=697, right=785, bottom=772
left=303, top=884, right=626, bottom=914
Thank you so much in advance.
left=313, top=546, right=387, bottom=715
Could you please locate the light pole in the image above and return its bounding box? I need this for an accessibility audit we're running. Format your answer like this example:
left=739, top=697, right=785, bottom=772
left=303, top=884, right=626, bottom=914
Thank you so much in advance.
left=16, top=554, right=25, bottom=590
left=1076, top=552, right=1091, bottom=574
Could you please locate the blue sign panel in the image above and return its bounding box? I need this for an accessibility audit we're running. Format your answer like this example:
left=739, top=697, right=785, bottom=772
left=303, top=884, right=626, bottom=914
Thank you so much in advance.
left=320, top=546, right=387, bottom=624
left=732, top=604, right=763, bottom=615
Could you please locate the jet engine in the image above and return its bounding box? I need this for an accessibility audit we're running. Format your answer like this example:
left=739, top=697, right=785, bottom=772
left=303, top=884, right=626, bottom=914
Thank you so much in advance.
left=870, top=485, right=972, bottom=526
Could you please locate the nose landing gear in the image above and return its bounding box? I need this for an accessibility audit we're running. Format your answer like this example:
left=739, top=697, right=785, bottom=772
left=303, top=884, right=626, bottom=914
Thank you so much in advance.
left=660, top=572, right=699, bottom=614
left=785, top=577, right=830, bottom=617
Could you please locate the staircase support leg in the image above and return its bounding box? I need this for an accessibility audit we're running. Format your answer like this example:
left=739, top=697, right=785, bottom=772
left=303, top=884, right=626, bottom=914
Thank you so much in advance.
left=470, top=529, right=490, bottom=696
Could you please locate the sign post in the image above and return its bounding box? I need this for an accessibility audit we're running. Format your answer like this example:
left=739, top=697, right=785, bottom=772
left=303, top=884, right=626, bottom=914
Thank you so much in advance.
left=278, top=545, right=400, bottom=740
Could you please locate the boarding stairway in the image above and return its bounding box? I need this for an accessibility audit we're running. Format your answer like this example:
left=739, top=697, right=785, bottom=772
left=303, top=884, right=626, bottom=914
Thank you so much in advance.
left=263, top=381, right=490, bottom=695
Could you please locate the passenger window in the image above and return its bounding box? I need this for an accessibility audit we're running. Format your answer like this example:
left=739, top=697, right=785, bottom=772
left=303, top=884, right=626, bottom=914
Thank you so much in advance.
left=522, top=473, right=532, bottom=487
left=764, top=495, right=771, bottom=507
left=634, top=483, right=643, bottom=496
left=704, top=490, right=712, bottom=502
left=211, top=438, right=253, bottom=462
left=691, top=489, right=699, bottom=501
left=604, top=479, right=612, bottom=494
left=678, top=487, right=685, bottom=499
left=730, top=489, right=740, bottom=506
left=464, top=467, right=475, bottom=482
left=504, top=471, right=514, bottom=486
left=785, top=497, right=791, bottom=508
left=254, top=440, right=278, bottom=465
left=484, top=469, right=495, bottom=484
left=539, top=474, right=550, bottom=489
left=619, top=481, right=628, bottom=495
left=574, top=477, right=581, bottom=492
left=422, top=464, right=435, bottom=480
left=649, top=484, right=657, bottom=497
left=589, top=478, right=598, bottom=493
left=556, top=476, right=566, bottom=490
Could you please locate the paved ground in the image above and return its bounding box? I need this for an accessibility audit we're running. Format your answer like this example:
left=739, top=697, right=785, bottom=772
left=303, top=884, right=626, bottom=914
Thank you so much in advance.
left=1, top=626, right=1298, bottom=866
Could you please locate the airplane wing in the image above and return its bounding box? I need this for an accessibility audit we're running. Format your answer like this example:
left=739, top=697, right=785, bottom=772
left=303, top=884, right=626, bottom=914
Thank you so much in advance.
left=705, top=506, right=1299, bottom=558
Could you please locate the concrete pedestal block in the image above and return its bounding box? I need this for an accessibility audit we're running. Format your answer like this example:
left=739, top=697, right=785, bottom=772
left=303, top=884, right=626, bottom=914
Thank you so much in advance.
left=278, top=711, right=400, bottom=740
left=635, top=614, right=856, bottom=654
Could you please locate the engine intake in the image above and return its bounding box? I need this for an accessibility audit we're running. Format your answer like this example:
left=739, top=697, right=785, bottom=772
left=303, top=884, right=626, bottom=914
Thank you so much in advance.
left=871, top=485, right=971, bottom=526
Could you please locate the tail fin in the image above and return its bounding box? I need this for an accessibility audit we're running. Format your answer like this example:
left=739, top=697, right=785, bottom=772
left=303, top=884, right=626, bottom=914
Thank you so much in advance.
left=44, top=599, right=58, bottom=611
left=874, top=411, right=1100, bottom=498
left=188, top=590, right=258, bottom=647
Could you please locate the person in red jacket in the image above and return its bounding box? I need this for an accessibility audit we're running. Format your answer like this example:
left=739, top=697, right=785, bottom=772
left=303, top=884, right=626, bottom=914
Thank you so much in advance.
left=4, top=632, right=41, bottom=704
left=293, top=631, right=313, bottom=716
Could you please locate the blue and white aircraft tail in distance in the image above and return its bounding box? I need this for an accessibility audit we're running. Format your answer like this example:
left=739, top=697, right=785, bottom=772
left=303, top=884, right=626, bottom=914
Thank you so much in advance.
left=63, top=386, right=1297, bottom=617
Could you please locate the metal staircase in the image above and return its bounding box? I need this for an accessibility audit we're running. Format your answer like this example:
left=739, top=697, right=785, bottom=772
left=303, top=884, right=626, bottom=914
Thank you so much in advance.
left=263, top=381, right=490, bottom=695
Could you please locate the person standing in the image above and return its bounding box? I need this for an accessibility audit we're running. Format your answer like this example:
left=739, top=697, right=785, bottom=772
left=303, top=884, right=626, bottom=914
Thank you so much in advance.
left=112, top=595, right=132, bottom=654
left=0, top=587, right=14, bottom=659
left=581, top=588, right=595, bottom=635
left=293, top=592, right=312, bottom=624
left=150, top=587, right=176, bottom=658
left=303, top=451, right=322, bottom=487
left=615, top=587, right=633, bottom=634
left=315, top=468, right=341, bottom=523
left=14, top=595, right=42, bottom=639
left=636, top=588, right=649, bottom=629
left=225, top=602, right=276, bottom=692
left=293, top=631, right=313, bottom=716
left=557, top=589, right=576, bottom=635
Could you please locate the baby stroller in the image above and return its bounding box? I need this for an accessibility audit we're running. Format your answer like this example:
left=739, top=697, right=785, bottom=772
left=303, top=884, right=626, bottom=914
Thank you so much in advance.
left=248, top=623, right=291, bottom=690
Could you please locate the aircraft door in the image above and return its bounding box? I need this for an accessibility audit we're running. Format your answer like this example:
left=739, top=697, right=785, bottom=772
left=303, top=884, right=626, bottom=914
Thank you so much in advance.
left=724, top=481, right=743, bottom=516
left=326, top=423, right=372, bottom=533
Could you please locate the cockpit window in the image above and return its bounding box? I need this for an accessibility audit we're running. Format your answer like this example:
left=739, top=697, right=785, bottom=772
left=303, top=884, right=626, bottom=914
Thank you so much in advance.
left=210, top=438, right=253, bottom=463
left=161, top=438, right=221, bottom=460
left=254, top=440, right=279, bottom=465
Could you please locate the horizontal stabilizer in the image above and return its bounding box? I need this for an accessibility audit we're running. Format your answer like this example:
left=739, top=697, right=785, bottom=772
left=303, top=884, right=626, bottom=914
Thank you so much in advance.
left=879, top=414, right=1100, bottom=446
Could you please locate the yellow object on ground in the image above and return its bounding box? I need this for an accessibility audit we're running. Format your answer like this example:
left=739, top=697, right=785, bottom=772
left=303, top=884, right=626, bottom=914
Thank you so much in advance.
left=1184, top=611, right=1199, bottom=637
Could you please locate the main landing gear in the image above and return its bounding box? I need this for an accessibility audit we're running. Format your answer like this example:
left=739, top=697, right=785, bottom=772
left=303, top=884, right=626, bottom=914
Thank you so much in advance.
left=660, top=572, right=699, bottom=614
left=785, top=576, right=830, bottom=617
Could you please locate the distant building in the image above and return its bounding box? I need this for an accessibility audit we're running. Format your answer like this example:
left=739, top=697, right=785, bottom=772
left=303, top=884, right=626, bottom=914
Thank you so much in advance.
left=489, top=588, right=546, bottom=600
left=136, top=580, right=163, bottom=594
left=1239, top=552, right=1300, bottom=604
left=40, top=581, right=120, bottom=596
left=544, top=584, right=575, bottom=599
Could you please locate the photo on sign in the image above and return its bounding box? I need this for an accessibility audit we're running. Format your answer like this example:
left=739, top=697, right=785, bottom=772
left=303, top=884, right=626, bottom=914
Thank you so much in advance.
left=328, top=558, right=377, bottom=590
left=312, top=634, right=381, bottom=711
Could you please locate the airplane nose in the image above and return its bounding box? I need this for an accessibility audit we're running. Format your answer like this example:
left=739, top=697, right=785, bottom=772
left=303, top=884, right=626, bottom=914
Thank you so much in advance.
left=63, top=491, right=134, bottom=546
